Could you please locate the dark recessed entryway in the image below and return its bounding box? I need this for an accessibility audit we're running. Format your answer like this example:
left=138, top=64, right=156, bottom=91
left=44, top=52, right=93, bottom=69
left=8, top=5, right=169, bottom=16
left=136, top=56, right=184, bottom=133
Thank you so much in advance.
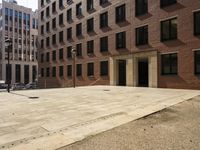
left=118, top=60, right=126, bottom=86
left=138, top=59, right=149, bottom=87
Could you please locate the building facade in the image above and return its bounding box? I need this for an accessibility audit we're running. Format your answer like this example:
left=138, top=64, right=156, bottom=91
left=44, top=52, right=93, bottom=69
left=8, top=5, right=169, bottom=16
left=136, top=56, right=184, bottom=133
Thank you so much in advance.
left=38, top=0, right=200, bottom=89
left=0, top=0, right=38, bottom=84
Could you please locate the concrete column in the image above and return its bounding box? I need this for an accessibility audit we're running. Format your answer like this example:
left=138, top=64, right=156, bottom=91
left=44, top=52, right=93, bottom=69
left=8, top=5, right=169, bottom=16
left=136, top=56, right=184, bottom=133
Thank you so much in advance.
left=21, top=64, right=24, bottom=84
left=149, top=56, right=158, bottom=88
left=2, top=63, right=6, bottom=82
left=109, top=57, right=117, bottom=86
left=133, top=57, right=138, bottom=87
left=126, top=58, right=134, bottom=86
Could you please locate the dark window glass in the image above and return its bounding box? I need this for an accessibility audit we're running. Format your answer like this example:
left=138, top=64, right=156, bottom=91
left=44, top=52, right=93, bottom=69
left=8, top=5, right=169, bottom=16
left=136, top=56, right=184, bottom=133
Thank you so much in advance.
left=87, top=0, right=94, bottom=11
left=52, top=67, right=56, bottom=77
left=52, top=50, right=56, bottom=61
left=41, top=68, right=44, bottom=77
left=87, top=63, right=94, bottom=76
left=194, top=11, right=200, bottom=36
left=59, top=13, right=63, bottom=25
left=41, top=53, right=44, bottom=63
left=67, top=8, right=72, bottom=21
left=67, top=46, right=72, bottom=58
left=76, top=23, right=82, bottom=36
left=67, top=65, right=72, bottom=77
left=59, top=66, right=63, bottom=77
left=46, top=52, right=50, bottom=62
left=100, top=36, right=108, bottom=52
left=195, top=51, right=200, bottom=75
left=136, top=0, right=148, bottom=16
left=15, top=64, right=21, bottom=83
left=52, top=18, right=56, bottom=29
left=100, top=12, right=108, bottom=28
left=67, top=27, right=72, bottom=40
left=76, top=64, right=82, bottom=76
left=87, top=40, right=94, bottom=54
left=46, top=22, right=50, bottom=32
left=160, top=0, right=177, bottom=8
left=161, top=18, right=177, bottom=41
left=59, top=0, right=64, bottom=8
left=116, top=4, right=126, bottom=23
left=161, top=53, right=178, bottom=75
left=100, top=61, right=108, bottom=76
left=100, top=0, right=108, bottom=5
left=52, top=2, right=56, bottom=13
left=76, top=3, right=82, bottom=16
left=136, top=25, right=148, bottom=46
left=59, top=48, right=63, bottom=60
left=76, top=43, right=82, bottom=56
left=87, top=18, right=94, bottom=32
left=52, top=34, right=56, bottom=45
left=116, top=32, right=126, bottom=49
left=46, top=68, right=50, bottom=77
left=59, top=31, right=64, bottom=43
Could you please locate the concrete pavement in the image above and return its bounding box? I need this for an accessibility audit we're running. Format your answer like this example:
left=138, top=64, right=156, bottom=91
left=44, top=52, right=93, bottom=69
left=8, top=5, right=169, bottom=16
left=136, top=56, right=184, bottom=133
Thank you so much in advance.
left=0, top=86, right=199, bottom=150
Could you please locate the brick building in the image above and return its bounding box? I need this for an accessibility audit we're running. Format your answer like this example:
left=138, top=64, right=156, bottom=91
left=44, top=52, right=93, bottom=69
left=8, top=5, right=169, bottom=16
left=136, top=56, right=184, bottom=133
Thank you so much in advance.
left=38, top=0, right=200, bottom=89
left=0, top=0, right=38, bottom=84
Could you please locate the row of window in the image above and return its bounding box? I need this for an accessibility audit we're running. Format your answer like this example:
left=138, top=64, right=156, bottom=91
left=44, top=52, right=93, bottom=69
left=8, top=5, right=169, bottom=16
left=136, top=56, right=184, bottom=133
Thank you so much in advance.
left=41, top=0, right=178, bottom=23
left=41, top=61, right=109, bottom=77
left=162, top=51, right=200, bottom=75
left=40, top=11, right=200, bottom=50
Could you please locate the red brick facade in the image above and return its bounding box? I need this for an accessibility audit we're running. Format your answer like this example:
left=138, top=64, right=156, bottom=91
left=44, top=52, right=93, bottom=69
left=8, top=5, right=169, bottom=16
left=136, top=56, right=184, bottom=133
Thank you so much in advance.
left=38, top=0, right=200, bottom=89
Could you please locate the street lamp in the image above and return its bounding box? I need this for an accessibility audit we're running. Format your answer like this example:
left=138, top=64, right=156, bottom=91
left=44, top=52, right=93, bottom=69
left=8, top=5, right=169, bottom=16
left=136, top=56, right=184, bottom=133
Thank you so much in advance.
left=5, top=38, right=12, bottom=93
left=71, top=48, right=76, bottom=88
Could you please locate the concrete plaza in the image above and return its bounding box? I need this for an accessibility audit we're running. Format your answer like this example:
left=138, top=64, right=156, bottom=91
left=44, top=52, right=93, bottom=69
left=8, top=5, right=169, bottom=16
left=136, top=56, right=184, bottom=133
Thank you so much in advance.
left=0, top=86, right=199, bottom=150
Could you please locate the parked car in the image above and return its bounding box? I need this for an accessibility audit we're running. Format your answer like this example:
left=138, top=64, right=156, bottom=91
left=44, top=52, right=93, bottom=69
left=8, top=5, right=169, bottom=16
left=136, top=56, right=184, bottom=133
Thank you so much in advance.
left=25, top=82, right=37, bottom=89
left=12, top=83, right=26, bottom=90
left=0, top=83, right=7, bottom=89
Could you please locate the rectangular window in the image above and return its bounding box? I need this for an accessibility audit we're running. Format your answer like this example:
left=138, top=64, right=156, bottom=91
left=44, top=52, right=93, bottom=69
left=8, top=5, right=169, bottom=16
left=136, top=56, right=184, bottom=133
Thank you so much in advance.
left=136, top=25, right=148, bottom=46
left=46, top=6, right=50, bottom=17
left=15, top=64, right=21, bottom=83
left=116, top=4, right=126, bottom=23
left=100, top=61, right=108, bottom=76
left=100, top=12, right=108, bottom=28
left=87, top=18, right=94, bottom=32
left=116, top=32, right=126, bottom=49
left=161, top=18, right=177, bottom=42
left=67, top=65, right=72, bottom=77
left=59, top=48, right=63, bottom=60
left=76, top=3, right=82, bottom=16
left=52, top=34, right=56, bottom=45
left=41, top=53, right=44, bottom=63
left=76, top=23, right=82, bottom=36
left=46, top=22, right=50, bottom=32
left=52, top=50, right=56, bottom=61
left=52, top=2, right=56, bottom=13
left=100, top=0, right=108, bottom=5
left=87, top=0, right=94, bottom=11
left=161, top=53, right=178, bottom=75
left=41, top=68, right=44, bottom=77
left=59, top=0, right=64, bottom=9
left=136, top=0, right=148, bottom=16
left=76, top=43, right=82, bottom=57
left=46, top=52, right=50, bottom=62
left=160, top=0, right=177, bottom=8
left=52, top=67, right=56, bottom=77
left=195, top=51, right=200, bottom=75
left=67, top=8, right=72, bottom=22
left=87, top=63, right=94, bottom=76
left=100, top=36, right=108, bottom=52
left=52, top=18, right=56, bottom=29
left=67, top=46, right=72, bottom=58
left=194, top=11, right=200, bottom=36
left=46, top=68, right=50, bottom=77
left=67, top=27, right=72, bottom=40
left=59, top=13, right=63, bottom=25
left=59, top=66, right=63, bottom=77
left=87, top=40, right=94, bottom=54
left=76, top=64, right=82, bottom=76
left=59, top=31, right=64, bottom=43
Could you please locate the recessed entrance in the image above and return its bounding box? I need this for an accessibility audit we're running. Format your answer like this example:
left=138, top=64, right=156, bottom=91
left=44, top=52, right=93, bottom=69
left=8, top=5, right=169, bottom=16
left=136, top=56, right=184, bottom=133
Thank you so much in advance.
left=118, top=60, right=126, bottom=86
left=138, top=59, right=149, bottom=87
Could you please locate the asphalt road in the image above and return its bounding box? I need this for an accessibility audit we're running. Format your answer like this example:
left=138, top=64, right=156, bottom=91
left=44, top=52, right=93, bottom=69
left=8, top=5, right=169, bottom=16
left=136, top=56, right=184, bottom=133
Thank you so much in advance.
left=59, top=95, right=200, bottom=150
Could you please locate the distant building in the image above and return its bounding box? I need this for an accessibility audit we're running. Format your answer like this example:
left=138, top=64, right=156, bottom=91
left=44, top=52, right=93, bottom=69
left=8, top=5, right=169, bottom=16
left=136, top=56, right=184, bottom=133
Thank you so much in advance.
left=0, top=0, right=38, bottom=84
left=38, top=0, right=200, bottom=89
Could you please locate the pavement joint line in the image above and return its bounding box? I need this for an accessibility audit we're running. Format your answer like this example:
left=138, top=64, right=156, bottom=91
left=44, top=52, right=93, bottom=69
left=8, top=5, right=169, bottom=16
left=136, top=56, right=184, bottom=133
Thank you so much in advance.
left=0, top=112, right=126, bottom=149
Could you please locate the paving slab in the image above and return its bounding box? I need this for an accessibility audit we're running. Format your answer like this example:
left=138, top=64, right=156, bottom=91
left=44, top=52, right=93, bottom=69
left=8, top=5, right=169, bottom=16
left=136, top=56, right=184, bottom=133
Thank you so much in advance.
left=0, top=86, right=199, bottom=149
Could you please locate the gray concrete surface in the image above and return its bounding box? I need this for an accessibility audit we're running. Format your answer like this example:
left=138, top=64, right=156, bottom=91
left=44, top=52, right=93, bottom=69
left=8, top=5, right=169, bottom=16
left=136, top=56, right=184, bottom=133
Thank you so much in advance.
left=0, top=86, right=199, bottom=150
left=59, top=96, right=200, bottom=150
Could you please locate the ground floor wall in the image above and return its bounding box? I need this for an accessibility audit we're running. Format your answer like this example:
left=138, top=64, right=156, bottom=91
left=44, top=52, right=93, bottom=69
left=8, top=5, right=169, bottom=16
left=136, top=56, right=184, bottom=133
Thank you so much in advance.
left=0, top=61, right=38, bottom=84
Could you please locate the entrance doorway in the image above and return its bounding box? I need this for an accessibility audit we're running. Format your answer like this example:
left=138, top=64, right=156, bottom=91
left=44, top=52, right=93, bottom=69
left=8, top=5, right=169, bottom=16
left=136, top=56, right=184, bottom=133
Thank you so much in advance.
left=138, top=59, right=149, bottom=87
left=118, top=60, right=126, bottom=86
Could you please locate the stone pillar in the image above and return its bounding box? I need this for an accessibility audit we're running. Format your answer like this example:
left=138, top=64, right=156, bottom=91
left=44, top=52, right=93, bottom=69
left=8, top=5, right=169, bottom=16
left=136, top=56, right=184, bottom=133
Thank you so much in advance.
left=29, top=65, right=33, bottom=83
left=109, top=57, right=117, bottom=86
left=149, top=55, right=158, bottom=88
left=126, top=58, right=134, bottom=86
left=11, top=63, right=15, bottom=84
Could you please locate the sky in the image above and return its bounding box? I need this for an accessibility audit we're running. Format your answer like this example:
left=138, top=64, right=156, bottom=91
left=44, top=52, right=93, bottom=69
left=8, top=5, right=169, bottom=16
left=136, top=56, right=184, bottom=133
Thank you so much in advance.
left=1, top=0, right=38, bottom=11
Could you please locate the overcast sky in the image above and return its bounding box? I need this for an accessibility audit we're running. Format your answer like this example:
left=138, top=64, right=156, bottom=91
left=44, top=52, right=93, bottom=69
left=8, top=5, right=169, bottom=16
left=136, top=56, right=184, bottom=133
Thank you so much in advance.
left=1, top=0, right=38, bottom=11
